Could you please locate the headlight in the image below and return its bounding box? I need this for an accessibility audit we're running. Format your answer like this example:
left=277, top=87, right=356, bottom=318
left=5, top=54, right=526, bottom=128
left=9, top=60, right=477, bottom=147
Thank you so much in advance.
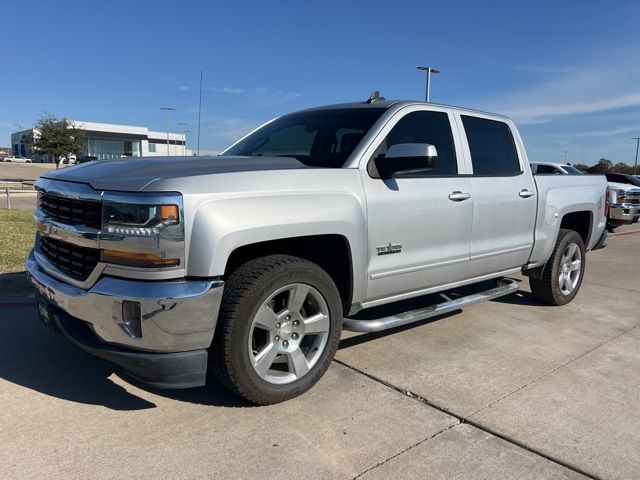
left=103, top=203, right=179, bottom=236
left=100, top=194, right=184, bottom=269
left=617, top=189, right=627, bottom=204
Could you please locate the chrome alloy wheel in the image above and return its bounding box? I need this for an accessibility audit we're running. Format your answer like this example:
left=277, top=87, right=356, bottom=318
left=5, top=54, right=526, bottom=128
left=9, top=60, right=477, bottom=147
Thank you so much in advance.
left=248, top=283, right=331, bottom=385
left=558, top=242, right=582, bottom=295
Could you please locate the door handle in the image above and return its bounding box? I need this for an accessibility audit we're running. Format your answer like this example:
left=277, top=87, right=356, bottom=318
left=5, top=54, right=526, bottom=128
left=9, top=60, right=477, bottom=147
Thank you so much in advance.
left=448, top=191, right=472, bottom=202
left=519, top=189, right=535, bottom=198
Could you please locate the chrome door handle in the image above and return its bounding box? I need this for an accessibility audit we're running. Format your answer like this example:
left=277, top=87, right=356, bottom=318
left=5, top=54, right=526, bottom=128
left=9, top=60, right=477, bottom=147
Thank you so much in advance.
left=448, top=191, right=472, bottom=202
left=519, top=189, right=535, bottom=198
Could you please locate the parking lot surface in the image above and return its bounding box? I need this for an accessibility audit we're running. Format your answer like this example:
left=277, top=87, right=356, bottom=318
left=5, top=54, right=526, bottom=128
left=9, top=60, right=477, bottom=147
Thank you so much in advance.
left=0, top=191, right=37, bottom=210
left=1, top=227, right=638, bottom=479
left=0, top=162, right=56, bottom=182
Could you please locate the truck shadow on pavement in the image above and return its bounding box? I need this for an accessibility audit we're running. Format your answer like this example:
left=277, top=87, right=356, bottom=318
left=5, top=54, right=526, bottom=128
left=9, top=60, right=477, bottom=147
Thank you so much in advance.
left=0, top=305, right=252, bottom=410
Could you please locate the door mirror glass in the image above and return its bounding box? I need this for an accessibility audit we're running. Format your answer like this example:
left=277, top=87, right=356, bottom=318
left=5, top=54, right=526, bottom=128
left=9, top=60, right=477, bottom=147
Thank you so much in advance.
left=369, top=143, right=438, bottom=178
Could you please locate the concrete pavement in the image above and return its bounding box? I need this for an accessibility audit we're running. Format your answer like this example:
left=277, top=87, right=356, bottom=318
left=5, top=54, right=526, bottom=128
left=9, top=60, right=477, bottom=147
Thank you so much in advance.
left=0, top=191, right=37, bottom=210
left=0, top=162, right=56, bottom=181
left=1, top=227, right=638, bottom=479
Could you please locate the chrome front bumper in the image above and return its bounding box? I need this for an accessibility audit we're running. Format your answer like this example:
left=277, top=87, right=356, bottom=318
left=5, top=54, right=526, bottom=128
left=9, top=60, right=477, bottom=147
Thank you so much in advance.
left=26, top=249, right=224, bottom=352
left=609, top=204, right=640, bottom=224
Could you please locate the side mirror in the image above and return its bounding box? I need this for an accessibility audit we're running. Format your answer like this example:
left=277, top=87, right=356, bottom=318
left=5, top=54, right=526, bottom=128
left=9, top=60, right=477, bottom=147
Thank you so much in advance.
left=369, top=143, right=438, bottom=178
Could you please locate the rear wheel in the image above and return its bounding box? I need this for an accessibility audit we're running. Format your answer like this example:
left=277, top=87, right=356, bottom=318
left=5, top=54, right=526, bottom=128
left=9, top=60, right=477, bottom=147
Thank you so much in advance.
left=212, top=255, right=343, bottom=404
left=529, top=229, right=585, bottom=306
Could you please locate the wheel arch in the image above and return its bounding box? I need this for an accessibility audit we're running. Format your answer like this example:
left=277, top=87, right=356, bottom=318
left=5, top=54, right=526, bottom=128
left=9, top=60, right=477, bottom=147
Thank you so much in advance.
left=559, top=210, right=593, bottom=247
left=223, top=234, right=355, bottom=315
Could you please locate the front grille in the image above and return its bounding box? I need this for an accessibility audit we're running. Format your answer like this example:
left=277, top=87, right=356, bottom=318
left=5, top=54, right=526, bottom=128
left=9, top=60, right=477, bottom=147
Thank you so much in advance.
left=39, top=193, right=102, bottom=229
left=39, top=236, right=100, bottom=281
left=625, top=193, right=640, bottom=205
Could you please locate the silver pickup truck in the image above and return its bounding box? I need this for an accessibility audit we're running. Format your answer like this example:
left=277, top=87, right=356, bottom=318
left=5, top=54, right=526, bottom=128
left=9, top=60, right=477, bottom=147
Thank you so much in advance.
left=27, top=97, right=608, bottom=404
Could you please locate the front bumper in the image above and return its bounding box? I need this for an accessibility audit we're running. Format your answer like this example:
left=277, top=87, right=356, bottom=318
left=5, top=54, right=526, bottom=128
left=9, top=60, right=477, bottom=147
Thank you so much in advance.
left=609, top=204, right=640, bottom=224
left=26, top=249, right=224, bottom=387
left=26, top=249, right=224, bottom=352
left=51, top=308, right=209, bottom=388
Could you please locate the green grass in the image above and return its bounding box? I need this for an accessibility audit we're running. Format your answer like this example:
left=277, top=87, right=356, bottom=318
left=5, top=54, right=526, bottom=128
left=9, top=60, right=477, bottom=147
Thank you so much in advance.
left=0, top=209, right=34, bottom=273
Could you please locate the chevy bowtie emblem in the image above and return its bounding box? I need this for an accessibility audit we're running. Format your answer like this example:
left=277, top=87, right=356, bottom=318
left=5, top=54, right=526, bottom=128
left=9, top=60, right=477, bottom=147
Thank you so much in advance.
left=376, top=243, right=402, bottom=255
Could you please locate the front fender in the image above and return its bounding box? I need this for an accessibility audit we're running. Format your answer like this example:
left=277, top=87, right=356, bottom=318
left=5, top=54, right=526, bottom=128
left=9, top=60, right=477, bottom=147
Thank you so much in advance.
left=186, top=192, right=368, bottom=305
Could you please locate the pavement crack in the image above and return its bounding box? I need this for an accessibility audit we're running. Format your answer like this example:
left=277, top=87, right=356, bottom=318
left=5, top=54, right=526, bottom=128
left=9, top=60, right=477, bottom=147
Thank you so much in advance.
left=333, top=347, right=624, bottom=480
left=581, top=281, right=640, bottom=294
left=351, top=422, right=459, bottom=480
left=465, top=322, right=640, bottom=420
left=333, top=358, right=458, bottom=417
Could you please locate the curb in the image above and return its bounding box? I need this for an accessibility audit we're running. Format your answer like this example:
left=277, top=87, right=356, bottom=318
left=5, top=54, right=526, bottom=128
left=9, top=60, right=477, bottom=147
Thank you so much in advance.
left=0, top=271, right=34, bottom=298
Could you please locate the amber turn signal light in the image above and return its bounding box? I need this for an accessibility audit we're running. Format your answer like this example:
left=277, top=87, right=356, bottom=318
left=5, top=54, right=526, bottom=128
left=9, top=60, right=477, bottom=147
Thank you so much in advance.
left=101, top=249, right=180, bottom=268
left=159, top=205, right=179, bottom=223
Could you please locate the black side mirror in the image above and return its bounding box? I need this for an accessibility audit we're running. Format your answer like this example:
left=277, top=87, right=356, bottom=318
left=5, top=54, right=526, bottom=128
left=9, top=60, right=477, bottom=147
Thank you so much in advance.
left=368, top=143, right=438, bottom=179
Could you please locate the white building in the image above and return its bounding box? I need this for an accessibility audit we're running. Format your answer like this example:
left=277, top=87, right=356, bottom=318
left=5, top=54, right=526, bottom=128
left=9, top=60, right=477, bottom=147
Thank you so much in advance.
left=11, top=120, right=192, bottom=162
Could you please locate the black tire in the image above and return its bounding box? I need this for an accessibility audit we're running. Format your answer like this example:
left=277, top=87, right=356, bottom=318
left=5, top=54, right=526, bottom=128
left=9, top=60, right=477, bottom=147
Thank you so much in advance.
left=529, top=229, right=586, bottom=306
left=212, top=254, right=343, bottom=404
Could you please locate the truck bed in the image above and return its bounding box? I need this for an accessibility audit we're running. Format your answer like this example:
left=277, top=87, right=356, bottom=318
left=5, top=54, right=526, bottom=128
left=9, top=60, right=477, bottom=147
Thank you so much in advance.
left=528, top=174, right=608, bottom=268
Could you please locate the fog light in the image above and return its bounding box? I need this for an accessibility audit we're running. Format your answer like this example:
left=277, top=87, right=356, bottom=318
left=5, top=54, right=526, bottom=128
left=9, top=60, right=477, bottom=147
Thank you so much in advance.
left=122, top=300, right=142, bottom=338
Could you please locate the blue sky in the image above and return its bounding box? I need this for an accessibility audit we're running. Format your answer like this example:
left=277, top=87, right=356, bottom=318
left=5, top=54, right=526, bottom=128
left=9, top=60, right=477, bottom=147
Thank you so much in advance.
left=1, top=0, right=639, bottom=164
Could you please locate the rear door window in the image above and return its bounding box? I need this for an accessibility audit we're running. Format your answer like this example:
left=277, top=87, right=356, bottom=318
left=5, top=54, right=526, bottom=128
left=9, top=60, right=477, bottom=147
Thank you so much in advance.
left=462, top=116, right=521, bottom=176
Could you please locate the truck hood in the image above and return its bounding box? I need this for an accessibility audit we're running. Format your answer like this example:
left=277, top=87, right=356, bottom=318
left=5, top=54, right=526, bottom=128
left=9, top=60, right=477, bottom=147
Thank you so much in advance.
left=607, top=181, right=640, bottom=192
left=41, top=156, right=309, bottom=191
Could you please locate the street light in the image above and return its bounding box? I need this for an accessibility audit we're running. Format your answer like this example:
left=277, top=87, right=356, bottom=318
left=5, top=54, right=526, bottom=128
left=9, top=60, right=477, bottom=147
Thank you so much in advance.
left=178, top=122, right=188, bottom=156
left=563, top=150, right=568, bottom=163
left=417, top=66, right=440, bottom=102
left=160, top=107, right=175, bottom=156
left=632, top=137, right=639, bottom=175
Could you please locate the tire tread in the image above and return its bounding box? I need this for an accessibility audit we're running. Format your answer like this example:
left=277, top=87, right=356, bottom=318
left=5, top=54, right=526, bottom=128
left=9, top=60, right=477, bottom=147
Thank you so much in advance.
left=530, top=229, right=584, bottom=306
left=212, top=254, right=341, bottom=404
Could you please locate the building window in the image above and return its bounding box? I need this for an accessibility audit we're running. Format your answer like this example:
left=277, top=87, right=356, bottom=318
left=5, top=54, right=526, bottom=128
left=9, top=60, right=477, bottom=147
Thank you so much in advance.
left=87, top=139, right=141, bottom=160
left=149, top=142, right=156, bottom=153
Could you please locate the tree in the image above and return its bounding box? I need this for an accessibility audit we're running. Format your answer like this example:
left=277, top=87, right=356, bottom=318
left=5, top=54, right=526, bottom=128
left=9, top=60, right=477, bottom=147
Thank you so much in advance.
left=26, top=114, right=86, bottom=168
left=612, top=163, right=634, bottom=174
left=572, top=163, right=590, bottom=172
left=587, top=158, right=613, bottom=174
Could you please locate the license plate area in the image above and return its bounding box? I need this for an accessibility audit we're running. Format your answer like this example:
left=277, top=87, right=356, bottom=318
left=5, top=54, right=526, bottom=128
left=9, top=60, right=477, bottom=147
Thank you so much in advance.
left=36, top=297, right=59, bottom=332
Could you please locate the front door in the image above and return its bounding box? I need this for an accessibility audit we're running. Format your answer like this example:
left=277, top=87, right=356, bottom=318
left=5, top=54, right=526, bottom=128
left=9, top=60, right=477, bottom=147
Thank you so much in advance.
left=361, top=106, right=473, bottom=305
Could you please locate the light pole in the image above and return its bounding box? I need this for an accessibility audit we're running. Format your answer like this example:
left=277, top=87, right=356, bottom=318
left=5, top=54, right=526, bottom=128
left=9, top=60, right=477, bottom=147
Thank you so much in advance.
left=563, top=150, right=568, bottom=163
left=417, top=66, right=440, bottom=102
left=160, top=107, right=175, bottom=156
left=178, top=122, right=188, bottom=156
left=632, top=137, right=639, bottom=175
left=197, top=70, right=203, bottom=156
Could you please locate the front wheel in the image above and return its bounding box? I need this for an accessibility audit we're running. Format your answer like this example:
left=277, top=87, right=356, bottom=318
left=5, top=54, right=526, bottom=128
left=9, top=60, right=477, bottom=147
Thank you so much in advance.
left=530, top=229, right=585, bottom=306
left=212, top=255, right=343, bottom=404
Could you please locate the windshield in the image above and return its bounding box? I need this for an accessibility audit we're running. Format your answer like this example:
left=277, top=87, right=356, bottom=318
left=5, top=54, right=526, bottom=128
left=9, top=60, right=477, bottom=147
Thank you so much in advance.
left=220, top=108, right=386, bottom=168
left=622, top=175, right=640, bottom=187
left=562, top=165, right=584, bottom=175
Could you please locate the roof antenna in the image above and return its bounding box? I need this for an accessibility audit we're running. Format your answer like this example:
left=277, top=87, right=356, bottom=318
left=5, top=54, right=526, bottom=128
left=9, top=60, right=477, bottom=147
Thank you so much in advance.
left=366, top=91, right=385, bottom=104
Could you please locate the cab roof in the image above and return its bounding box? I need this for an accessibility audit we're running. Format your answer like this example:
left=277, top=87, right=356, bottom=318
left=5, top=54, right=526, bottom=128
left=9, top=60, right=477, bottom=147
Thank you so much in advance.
left=301, top=99, right=512, bottom=121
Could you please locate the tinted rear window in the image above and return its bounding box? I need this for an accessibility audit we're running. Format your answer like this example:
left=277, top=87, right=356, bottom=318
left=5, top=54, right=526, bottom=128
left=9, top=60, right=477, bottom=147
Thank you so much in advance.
left=462, top=116, right=521, bottom=176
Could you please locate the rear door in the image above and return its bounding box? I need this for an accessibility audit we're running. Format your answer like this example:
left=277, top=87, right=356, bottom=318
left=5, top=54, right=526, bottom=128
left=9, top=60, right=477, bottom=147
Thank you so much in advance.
left=456, top=113, right=537, bottom=278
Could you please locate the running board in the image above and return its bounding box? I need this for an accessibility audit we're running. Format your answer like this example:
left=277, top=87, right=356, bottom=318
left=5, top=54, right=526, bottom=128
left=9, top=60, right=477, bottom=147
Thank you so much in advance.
left=343, top=278, right=519, bottom=333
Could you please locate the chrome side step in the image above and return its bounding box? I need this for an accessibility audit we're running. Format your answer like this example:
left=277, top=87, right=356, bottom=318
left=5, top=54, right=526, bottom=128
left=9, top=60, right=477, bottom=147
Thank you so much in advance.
left=343, top=278, right=519, bottom=333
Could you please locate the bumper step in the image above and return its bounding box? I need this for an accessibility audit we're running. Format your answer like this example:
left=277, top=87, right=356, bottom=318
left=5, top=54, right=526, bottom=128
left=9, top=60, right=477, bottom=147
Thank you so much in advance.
left=343, top=278, right=520, bottom=333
